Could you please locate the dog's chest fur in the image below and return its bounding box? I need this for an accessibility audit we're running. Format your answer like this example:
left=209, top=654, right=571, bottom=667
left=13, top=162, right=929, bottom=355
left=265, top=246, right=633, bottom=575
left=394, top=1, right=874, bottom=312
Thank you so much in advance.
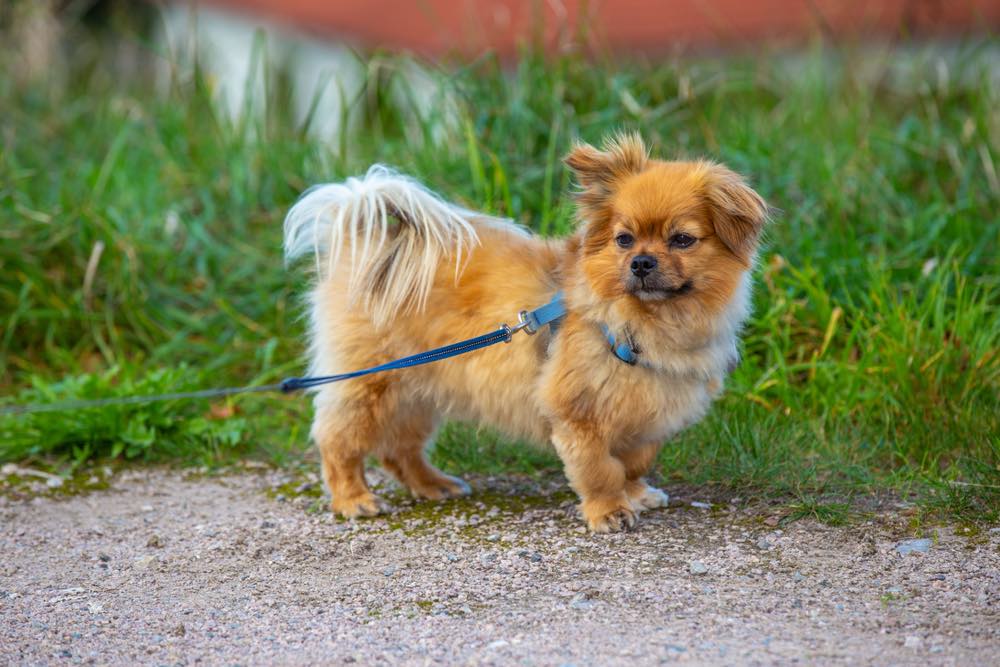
left=537, top=315, right=733, bottom=449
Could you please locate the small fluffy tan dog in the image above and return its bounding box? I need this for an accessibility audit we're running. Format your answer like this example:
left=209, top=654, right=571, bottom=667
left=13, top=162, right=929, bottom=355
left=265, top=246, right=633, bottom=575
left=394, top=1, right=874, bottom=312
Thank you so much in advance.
left=284, top=133, right=768, bottom=532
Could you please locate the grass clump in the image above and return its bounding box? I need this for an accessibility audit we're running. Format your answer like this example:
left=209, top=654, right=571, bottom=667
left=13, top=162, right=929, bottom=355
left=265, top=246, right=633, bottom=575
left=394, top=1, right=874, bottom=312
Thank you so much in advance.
left=0, top=16, right=997, bottom=519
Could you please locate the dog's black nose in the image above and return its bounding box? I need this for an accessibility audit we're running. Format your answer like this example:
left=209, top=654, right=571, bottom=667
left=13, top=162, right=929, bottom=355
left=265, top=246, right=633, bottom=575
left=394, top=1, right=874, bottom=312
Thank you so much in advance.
left=630, top=254, right=658, bottom=278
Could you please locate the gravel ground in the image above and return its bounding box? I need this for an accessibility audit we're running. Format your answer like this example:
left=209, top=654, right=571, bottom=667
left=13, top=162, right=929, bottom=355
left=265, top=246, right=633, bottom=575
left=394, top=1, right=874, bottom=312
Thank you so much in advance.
left=1, top=466, right=998, bottom=666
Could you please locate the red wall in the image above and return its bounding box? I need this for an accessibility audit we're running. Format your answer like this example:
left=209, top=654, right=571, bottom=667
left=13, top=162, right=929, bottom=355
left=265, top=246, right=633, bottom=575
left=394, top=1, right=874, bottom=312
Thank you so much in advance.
left=195, top=0, right=1000, bottom=56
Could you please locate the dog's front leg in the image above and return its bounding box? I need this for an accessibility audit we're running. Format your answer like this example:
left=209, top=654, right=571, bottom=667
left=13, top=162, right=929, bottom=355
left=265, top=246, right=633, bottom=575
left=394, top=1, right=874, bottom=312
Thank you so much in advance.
left=551, top=424, right=637, bottom=533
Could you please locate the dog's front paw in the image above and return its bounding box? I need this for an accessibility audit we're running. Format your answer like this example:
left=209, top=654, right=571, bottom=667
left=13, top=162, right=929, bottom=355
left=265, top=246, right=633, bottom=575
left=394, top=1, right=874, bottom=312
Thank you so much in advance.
left=331, top=492, right=386, bottom=518
left=582, top=499, right=638, bottom=533
left=627, top=481, right=670, bottom=513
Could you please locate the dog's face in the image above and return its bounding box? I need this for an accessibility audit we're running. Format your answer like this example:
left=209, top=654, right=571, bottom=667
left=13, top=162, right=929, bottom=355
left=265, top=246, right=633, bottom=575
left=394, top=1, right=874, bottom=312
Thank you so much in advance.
left=566, top=135, right=768, bottom=315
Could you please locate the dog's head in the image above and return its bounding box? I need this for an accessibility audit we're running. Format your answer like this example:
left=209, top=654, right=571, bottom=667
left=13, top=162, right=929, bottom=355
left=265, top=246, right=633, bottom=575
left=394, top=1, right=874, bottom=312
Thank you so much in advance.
left=566, top=133, right=768, bottom=315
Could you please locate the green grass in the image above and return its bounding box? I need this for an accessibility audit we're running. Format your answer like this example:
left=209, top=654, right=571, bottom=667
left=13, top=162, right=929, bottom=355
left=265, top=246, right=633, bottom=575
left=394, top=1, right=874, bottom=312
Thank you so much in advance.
left=0, top=19, right=997, bottom=520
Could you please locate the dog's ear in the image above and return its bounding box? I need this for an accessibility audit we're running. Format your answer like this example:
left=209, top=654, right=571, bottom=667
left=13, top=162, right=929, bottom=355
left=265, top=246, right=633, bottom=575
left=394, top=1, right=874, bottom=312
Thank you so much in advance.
left=703, top=164, right=769, bottom=264
left=565, top=133, right=648, bottom=216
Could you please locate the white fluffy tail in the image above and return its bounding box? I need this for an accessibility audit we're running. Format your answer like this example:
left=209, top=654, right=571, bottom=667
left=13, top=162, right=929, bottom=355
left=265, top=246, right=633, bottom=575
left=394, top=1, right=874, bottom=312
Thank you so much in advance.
left=283, top=165, right=479, bottom=327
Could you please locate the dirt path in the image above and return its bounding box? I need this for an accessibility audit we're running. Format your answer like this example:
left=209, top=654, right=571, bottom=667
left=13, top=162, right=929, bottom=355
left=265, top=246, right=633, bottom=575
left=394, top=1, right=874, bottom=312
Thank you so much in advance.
left=1, top=467, right=998, bottom=666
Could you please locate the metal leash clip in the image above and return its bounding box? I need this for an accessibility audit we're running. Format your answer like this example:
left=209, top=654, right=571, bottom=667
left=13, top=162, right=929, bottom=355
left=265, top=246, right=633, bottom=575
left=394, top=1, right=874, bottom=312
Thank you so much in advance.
left=502, top=310, right=540, bottom=342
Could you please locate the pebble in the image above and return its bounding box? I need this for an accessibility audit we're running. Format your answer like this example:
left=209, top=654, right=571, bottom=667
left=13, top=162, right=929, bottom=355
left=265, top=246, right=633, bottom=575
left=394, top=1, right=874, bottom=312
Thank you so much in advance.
left=756, top=537, right=772, bottom=550
left=690, top=501, right=712, bottom=509
left=896, top=538, right=932, bottom=556
left=689, top=561, right=709, bottom=575
left=133, top=555, right=157, bottom=570
left=904, top=635, right=922, bottom=649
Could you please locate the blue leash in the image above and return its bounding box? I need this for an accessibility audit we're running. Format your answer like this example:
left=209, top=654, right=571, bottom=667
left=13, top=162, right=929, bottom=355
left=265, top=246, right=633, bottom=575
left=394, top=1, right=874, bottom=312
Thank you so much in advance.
left=1, top=293, right=639, bottom=416
left=0, top=293, right=570, bottom=416
left=281, top=291, right=573, bottom=392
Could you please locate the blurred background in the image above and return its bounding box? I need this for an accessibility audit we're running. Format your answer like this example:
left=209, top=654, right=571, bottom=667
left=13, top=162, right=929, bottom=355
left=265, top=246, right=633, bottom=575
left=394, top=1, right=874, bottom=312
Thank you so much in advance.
left=1, top=1, right=997, bottom=517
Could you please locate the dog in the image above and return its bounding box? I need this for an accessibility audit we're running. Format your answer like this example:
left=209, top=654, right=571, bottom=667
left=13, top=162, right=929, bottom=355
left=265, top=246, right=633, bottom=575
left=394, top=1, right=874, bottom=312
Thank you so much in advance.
left=283, top=133, right=768, bottom=532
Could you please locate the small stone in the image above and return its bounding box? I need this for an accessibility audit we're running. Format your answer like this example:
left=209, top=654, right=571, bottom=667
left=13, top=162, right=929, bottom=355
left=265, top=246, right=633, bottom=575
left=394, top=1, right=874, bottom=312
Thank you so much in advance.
left=140, top=505, right=154, bottom=512
left=896, top=538, right=932, bottom=556
left=260, top=520, right=276, bottom=529
left=903, top=635, right=922, bottom=649
left=134, top=555, right=157, bottom=570
left=792, top=571, right=805, bottom=582
left=146, top=535, right=163, bottom=548
left=171, top=623, right=186, bottom=637
left=764, top=516, right=781, bottom=527
left=690, top=501, right=712, bottom=509
left=569, top=592, right=596, bottom=610
left=689, top=560, right=709, bottom=575
left=486, top=639, right=509, bottom=650
left=756, top=537, right=772, bottom=550
left=98, top=553, right=111, bottom=563
left=485, top=533, right=500, bottom=542
left=382, top=565, right=397, bottom=577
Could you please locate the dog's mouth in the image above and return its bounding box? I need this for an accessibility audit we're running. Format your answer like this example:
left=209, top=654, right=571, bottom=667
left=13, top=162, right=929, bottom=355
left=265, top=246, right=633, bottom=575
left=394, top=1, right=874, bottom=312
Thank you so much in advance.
left=629, top=279, right=694, bottom=301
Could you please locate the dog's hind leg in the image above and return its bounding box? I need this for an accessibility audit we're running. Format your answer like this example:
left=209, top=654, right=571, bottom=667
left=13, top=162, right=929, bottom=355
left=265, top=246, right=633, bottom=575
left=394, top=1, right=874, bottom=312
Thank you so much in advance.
left=376, top=410, right=471, bottom=501
left=312, top=377, right=400, bottom=518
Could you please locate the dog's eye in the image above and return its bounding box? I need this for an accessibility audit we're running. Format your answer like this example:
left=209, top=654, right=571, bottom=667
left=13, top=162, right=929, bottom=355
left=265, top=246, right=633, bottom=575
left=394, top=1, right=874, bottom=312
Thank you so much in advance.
left=615, top=233, right=634, bottom=248
left=670, top=233, right=697, bottom=249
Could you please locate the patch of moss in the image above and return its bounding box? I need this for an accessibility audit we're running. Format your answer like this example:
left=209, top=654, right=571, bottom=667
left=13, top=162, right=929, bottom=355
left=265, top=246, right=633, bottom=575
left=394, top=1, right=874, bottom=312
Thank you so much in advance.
left=0, top=464, right=114, bottom=500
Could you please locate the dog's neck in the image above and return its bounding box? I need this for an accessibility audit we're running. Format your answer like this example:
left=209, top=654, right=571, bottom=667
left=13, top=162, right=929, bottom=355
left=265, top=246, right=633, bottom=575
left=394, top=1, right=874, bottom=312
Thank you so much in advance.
left=563, top=272, right=751, bottom=380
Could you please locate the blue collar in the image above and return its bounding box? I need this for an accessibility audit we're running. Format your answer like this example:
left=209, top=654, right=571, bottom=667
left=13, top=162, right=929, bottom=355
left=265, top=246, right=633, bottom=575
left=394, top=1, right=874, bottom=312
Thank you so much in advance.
left=522, top=292, right=638, bottom=366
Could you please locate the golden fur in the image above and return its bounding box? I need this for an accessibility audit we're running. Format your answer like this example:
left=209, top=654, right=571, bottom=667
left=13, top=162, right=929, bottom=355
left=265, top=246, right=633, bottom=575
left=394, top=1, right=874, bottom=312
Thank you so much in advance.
left=284, top=133, right=768, bottom=532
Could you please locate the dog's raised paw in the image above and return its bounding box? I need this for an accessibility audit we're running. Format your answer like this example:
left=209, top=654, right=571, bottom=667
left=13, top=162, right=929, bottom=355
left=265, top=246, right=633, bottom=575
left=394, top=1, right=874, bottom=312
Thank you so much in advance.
left=629, top=484, right=670, bottom=512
